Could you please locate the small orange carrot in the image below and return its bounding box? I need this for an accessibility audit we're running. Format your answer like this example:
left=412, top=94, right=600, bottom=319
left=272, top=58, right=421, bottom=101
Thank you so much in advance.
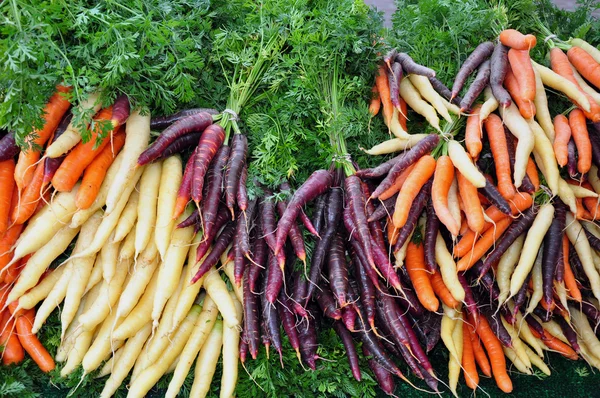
left=457, top=171, right=484, bottom=233
left=379, top=164, right=415, bottom=201
left=405, top=242, right=439, bottom=312
left=432, top=156, right=459, bottom=236
left=387, top=217, right=400, bottom=246
left=465, top=104, right=483, bottom=159
left=504, top=67, right=536, bottom=119
left=525, top=157, right=539, bottom=190
left=75, top=129, right=126, bottom=209
left=14, top=86, right=72, bottom=190
left=0, top=224, right=24, bottom=275
left=375, top=65, right=393, bottom=126
left=462, top=321, right=479, bottom=390
left=485, top=114, right=516, bottom=200
left=430, top=272, right=460, bottom=309
left=553, top=114, right=572, bottom=167
left=472, top=314, right=513, bottom=393
left=0, top=159, right=15, bottom=237
left=569, top=109, right=592, bottom=174
left=499, top=29, right=537, bottom=50
left=15, top=309, right=55, bottom=372
left=369, top=84, right=381, bottom=116
left=538, top=328, right=579, bottom=360
left=457, top=217, right=512, bottom=271
left=398, top=97, right=408, bottom=131
left=11, top=160, right=45, bottom=225
left=575, top=198, right=593, bottom=220
left=467, top=321, right=492, bottom=377
left=507, top=49, right=536, bottom=101
left=393, top=155, right=436, bottom=228
left=0, top=310, right=24, bottom=365
left=562, top=236, right=582, bottom=302
left=567, top=46, right=600, bottom=90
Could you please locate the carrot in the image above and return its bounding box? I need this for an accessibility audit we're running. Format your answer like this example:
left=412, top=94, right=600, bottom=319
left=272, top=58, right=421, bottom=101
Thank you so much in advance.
left=398, top=97, right=408, bottom=130
left=0, top=224, right=24, bottom=274
left=568, top=46, right=600, bottom=90
left=553, top=114, right=571, bottom=166
left=432, top=156, right=459, bottom=236
left=393, top=155, right=436, bottom=228
left=457, top=171, right=484, bottom=233
left=0, top=159, right=15, bottom=237
left=0, top=311, right=24, bottom=365
left=467, top=321, right=492, bottom=377
left=375, top=65, right=393, bottom=126
left=465, top=104, right=483, bottom=158
left=462, top=321, right=479, bottom=390
left=10, top=160, right=45, bottom=225
left=15, top=309, right=55, bottom=372
left=472, top=314, right=513, bottom=393
left=3, top=254, right=30, bottom=284
left=51, top=108, right=120, bottom=192
left=507, top=49, right=536, bottom=101
left=537, top=328, right=579, bottom=360
left=485, top=115, right=516, bottom=200
left=526, top=157, right=539, bottom=190
left=499, top=29, right=536, bottom=50
left=379, top=164, right=415, bottom=200
left=15, top=86, right=71, bottom=190
left=457, top=217, right=512, bottom=271
left=387, top=218, right=400, bottom=246
left=430, top=272, right=459, bottom=309
left=569, top=109, right=592, bottom=174
left=75, top=130, right=126, bottom=209
left=550, top=47, right=600, bottom=122
left=405, top=242, right=439, bottom=312
left=369, top=84, right=381, bottom=116
left=563, top=237, right=582, bottom=302
left=504, top=67, right=536, bottom=119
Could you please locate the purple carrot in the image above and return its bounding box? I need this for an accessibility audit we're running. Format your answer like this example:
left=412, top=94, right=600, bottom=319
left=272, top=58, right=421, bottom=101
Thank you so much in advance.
left=332, top=321, right=362, bottom=381
left=367, top=195, right=397, bottom=222
left=458, top=273, right=480, bottom=325
left=388, top=61, right=403, bottom=110
left=224, top=134, right=248, bottom=215
left=177, top=146, right=197, bottom=204
left=150, top=108, right=219, bottom=130
left=248, top=234, right=267, bottom=293
left=243, top=268, right=261, bottom=359
left=111, top=95, right=130, bottom=126
left=259, top=190, right=286, bottom=269
left=277, top=289, right=302, bottom=361
left=347, top=231, right=380, bottom=289
left=356, top=315, right=406, bottom=379
left=328, top=233, right=349, bottom=307
left=568, top=243, right=589, bottom=286
left=277, top=194, right=307, bottom=265
left=375, top=287, right=411, bottom=350
left=177, top=208, right=199, bottom=229
left=138, top=112, right=214, bottom=165
left=459, top=59, right=491, bottom=112
left=192, top=221, right=235, bottom=283
left=202, top=145, right=230, bottom=237
left=393, top=179, right=432, bottom=253
left=554, top=315, right=581, bottom=353
left=362, top=345, right=395, bottom=395
left=362, top=182, right=386, bottom=251
left=43, top=112, right=73, bottom=183
left=237, top=165, right=248, bottom=212
left=157, top=132, right=202, bottom=159
left=568, top=139, right=578, bottom=178
left=555, top=230, right=565, bottom=282
left=371, top=134, right=439, bottom=199
left=490, top=43, right=512, bottom=107
left=239, top=337, right=249, bottom=364
left=291, top=270, right=309, bottom=318
left=196, top=207, right=230, bottom=260
left=429, top=76, right=462, bottom=105
left=296, top=312, right=318, bottom=370
left=274, top=169, right=333, bottom=254
left=233, top=241, right=247, bottom=288
left=513, top=273, right=531, bottom=316
left=588, top=125, right=600, bottom=166
left=383, top=49, right=398, bottom=67
left=345, top=175, right=375, bottom=268
left=352, top=253, right=376, bottom=329
left=524, top=314, right=545, bottom=337
left=479, top=206, right=537, bottom=277
left=260, top=276, right=283, bottom=365
left=355, top=153, right=404, bottom=179
left=480, top=180, right=511, bottom=215
left=581, top=301, right=600, bottom=326
left=311, top=192, right=328, bottom=236
left=234, top=202, right=257, bottom=286
left=316, top=285, right=342, bottom=320
left=452, top=41, right=495, bottom=99
left=298, top=211, right=319, bottom=237
left=371, top=234, right=402, bottom=290
left=542, top=205, right=565, bottom=307
left=483, top=309, right=513, bottom=348
left=396, top=53, right=436, bottom=78
left=424, top=197, right=439, bottom=272
left=341, top=305, right=357, bottom=332
left=265, top=251, right=284, bottom=304
left=584, top=227, right=600, bottom=252
left=306, top=188, right=343, bottom=301
left=0, top=132, right=19, bottom=162
left=191, top=124, right=226, bottom=206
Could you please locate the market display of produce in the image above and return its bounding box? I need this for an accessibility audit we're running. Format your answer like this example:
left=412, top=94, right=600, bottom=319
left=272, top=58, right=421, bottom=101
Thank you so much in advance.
left=1, top=0, right=600, bottom=397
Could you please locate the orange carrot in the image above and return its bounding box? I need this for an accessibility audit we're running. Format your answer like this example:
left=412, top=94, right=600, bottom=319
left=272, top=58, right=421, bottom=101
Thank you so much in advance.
left=0, top=159, right=15, bottom=237
left=467, top=321, right=492, bottom=377
left=393, top=155, right=436, bottom=228
left=0, top=284, right=9, bottom=310
left=0, top=311, right=24, bottom=365
left=462, top=321, right=479, bottom=390
left=550, top=47, right=600, bottom=122
left=15, top=309, right=55, bottom=372
left=507, top=49, right=536, bottom=101
left=465, top=104, right=483, bottom=159
left=11, top=160, right=45, bottom=225
left=3, top=254, right=28, bottom=284
left=0, top=224, right=24, bottom=277
left=581, top=182, right=600, bottom=219
left=457, top=171, right=484, bottom=233
left=553, top=114, right=571, bottom=167
left=485, top=114, right=516, bottom=200
left=459, top=217, right=470, bottom=237
left=75, top=130, right=126, bottom=209
left=562, top=236, right=582, bottom=302
left=398, top=97, right=408, bottom=131
left=430, top=272, right=460, bottom=309
left=472, top=314, right=513, bottom=393
left=14, top=86, right=71, bottom=190
left=538, top=329, right=579, bottom=360
left=387, top=218, right=400, bottom=246
left=569, top=109, right=592, bottom=174
left=567, top=46, right=600, bottom=90
left=369, top=84, right=381, bottom=116
left=504, top=67, right=536, bottom=119
left=499, top=29, right=537, bottom=50
left=375, top=65, right=393, bottom=126
left=379, top=164, right=415, bottom=200
left=432, top=156, right=459, bottom=236
left=457, top=217, right=512, bottom=271
left=405, top=242, right=439, bottom=312
left=575, top=198, right=593, bottom=220
left=525, top=157, right=539, bottom=190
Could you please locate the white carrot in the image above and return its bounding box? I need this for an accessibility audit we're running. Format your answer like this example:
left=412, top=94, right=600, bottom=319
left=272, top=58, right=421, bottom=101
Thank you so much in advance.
left=566, top=212, right=600, bottom=301
left=96, top=346, right=124, bottom=378
left=82, top=310, right=125, bottom=374
left=525, top=346, right=550, bottom=375
left=119, top=227, right=136, bottom=261
left=135, top=161, right=162, bottom=257
left=532, top=61, right=591, bottom=112
left=447, top=177, right=461, bottom=233
left=528, top=119, right=559, bottom=194
left=155, top=155, right=183, bottom=258
left=203, top=267, right=239, bottom=327
left=363, top=134, right=429, bottom=155
left=220, top=292, right=244, bottom=398
left=499, top=103, right=535, bottom=188
left=116, top=242, right=159, bottom=319
left=399, top=77, right=442, bottom=132
left=408, top=74, right=453, bottom=123
left=497, top=235, right=524, bottom=305
left=84, top=255, right=104, bottom=295
left=189, top=320, right=224, bottom=398
left=532, top=63, right=555, bottom=141
left=448, top=312, right=463, bottom=397
left=479, top=87, right=499, bottom=122
left=101, top=232, right=120, bottom=283
left=501, top=318, right=532, bottom=368
left=571, top=307, right=600, bottom=359
left=16, top=266, right=66, bottom=311
left=434, top=232, right=464, bottom=302
left=113, top=189, right=139, bottom=242
left=447, top=140, right=486, bottom=187
left=32, top=263, right=71, bottom=333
